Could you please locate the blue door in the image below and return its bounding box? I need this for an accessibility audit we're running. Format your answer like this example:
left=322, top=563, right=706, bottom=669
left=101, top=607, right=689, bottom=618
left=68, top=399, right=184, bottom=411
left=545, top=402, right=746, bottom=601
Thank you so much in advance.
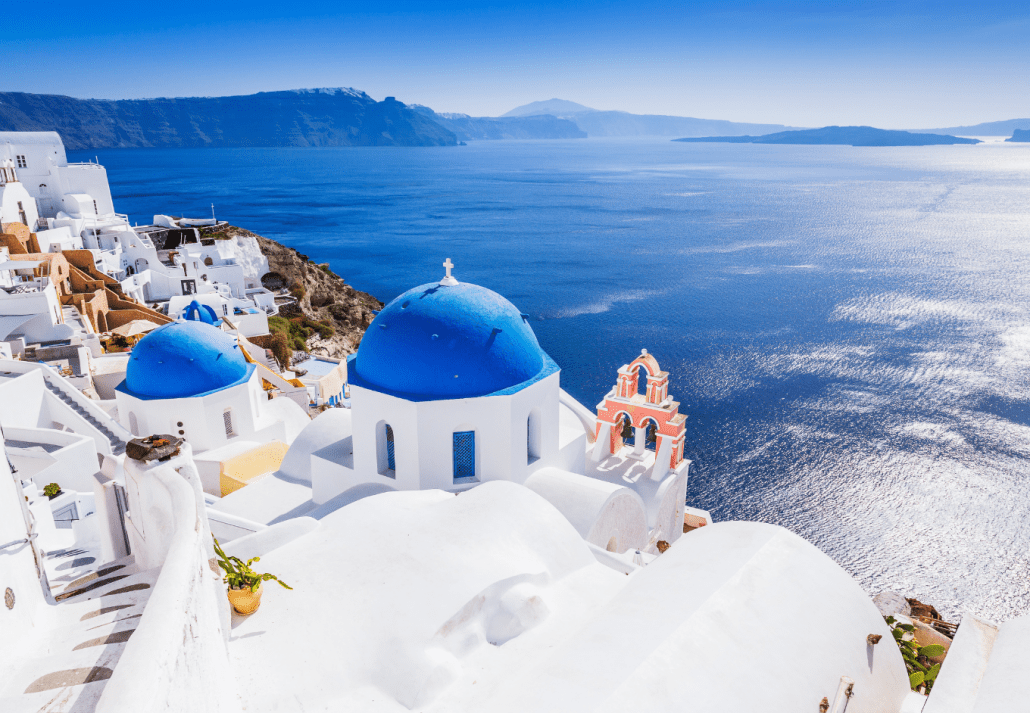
left=386, top=425, right=396, bottom=471
left=453, top=431, right=475, bottom=481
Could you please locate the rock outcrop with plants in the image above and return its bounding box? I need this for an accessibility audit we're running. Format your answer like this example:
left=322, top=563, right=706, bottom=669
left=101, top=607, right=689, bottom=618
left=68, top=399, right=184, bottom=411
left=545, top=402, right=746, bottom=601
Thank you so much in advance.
left=251, top=232, right=383, bottom=364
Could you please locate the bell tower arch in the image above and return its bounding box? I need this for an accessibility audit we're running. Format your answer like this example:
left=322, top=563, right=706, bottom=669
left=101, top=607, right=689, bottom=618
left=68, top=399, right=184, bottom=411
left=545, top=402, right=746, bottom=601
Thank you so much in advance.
left=593, top=349, right=687, bottom=478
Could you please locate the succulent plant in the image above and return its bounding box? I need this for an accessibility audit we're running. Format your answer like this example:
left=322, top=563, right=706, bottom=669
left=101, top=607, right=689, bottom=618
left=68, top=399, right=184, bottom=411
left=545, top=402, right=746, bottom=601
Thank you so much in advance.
left=885, top=615, right=945, bottom=694
left=213, top=538, right=292, bottom=593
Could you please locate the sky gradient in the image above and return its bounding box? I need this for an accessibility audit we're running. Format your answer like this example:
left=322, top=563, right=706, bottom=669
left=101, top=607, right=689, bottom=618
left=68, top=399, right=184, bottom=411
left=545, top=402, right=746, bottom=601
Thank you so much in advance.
left=3, top=1, right=1029, bottom=129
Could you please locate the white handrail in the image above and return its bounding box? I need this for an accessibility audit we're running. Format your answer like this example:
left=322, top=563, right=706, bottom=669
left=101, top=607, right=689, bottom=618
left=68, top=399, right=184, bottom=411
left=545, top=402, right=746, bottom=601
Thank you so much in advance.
left=559, top=388, right=599, bottom=443
left=36, top=362, right=132, bottom=442
left=95, top=465, right=239, bottom=712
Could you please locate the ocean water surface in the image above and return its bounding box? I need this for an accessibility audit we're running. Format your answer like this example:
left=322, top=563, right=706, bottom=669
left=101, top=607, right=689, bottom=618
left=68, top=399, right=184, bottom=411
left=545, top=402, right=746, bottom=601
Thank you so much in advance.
left=75, top=138, right=1030, bottom=622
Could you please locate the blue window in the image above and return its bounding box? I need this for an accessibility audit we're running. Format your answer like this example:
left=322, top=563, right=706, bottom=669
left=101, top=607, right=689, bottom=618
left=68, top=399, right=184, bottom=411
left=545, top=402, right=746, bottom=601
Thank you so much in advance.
left=386, top=425, right=396, bottom=471
left=453, top=430, right=476, bottom=481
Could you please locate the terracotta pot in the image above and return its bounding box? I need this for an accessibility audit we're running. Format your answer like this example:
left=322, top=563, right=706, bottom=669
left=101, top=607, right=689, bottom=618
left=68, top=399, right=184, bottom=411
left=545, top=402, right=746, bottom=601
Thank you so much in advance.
left=227, top=582, right=262, bottom=615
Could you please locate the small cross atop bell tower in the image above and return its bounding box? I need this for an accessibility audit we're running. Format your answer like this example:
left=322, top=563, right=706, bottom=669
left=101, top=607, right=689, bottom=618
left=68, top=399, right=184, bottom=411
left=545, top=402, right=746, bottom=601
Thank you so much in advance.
left=440, top=257, right=458, bottom=286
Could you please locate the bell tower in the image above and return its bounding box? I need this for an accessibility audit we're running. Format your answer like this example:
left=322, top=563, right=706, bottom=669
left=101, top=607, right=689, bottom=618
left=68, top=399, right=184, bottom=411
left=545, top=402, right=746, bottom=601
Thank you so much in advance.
left=593, top=350, right=687, bottom=478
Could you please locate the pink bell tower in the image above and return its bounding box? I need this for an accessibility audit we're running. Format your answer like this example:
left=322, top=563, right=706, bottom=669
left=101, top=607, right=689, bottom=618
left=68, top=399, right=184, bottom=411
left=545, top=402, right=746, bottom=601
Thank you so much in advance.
left=593, top=349, right=687, bottom=476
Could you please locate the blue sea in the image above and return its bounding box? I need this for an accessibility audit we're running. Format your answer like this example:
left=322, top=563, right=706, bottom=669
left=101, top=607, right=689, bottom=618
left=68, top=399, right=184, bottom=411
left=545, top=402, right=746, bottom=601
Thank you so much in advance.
left=74, top=138, right=1030, bottom=622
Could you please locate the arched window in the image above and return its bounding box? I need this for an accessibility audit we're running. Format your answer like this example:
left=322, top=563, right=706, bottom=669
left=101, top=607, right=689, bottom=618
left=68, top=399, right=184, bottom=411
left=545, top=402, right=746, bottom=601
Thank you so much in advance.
left=128, top=412, right=139, bottom=436
left=376, top=422, right=396, bottom=477
left=222, top=409, right=236, bottom=438
left=644, top=419, right=658, bottom=452
left=620, top=414, right=634, bottom=446
left=637, top=365, right=648, bottom=395
left=527, top=411, right=540, bottom=464
left=453, top=430, right=476, bottom=482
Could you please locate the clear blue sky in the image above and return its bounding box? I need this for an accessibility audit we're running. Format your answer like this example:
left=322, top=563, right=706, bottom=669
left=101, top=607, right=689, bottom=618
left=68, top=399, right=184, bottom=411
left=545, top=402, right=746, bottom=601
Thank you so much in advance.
left=3, top=1, right=1028, bottom=128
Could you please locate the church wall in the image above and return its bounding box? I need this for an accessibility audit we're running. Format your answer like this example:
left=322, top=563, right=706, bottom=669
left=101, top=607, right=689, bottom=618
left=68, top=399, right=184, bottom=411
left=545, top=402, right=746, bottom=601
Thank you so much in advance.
left=119, top=394, right=209, bottom=447
left=349, top=373, right=565, bottom=493
left=350, top=385, right=421, bottom=488
left=505, top=373, right=562, bottom=483
left=415, top=394, right=513, bottom=490
left=117, top=378, right=260, bottom=454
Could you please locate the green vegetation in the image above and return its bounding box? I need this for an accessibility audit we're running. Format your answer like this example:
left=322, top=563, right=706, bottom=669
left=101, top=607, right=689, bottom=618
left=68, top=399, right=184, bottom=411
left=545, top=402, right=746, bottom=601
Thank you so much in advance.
left=267, top=332, right=291, bottom=369
left=43, top=483, right=62, bottom=498
left=885, top=616, right=946, bottom=694
left=213, top=538, right=292, bottom=593
left=269, top=315, right=335, bottom=352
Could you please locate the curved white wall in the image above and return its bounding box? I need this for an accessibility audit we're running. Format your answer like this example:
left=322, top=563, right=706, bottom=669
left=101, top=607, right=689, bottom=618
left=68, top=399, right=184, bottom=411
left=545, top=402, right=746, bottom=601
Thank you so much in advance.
left=525, top=467, right=648, bottom=553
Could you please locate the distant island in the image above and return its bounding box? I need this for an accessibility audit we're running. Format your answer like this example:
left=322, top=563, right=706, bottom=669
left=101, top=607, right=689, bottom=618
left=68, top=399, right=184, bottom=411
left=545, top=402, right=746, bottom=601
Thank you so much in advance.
left=673, top=126, right=981, bottom=147
left=1006, top=129, right=1030, bottom=143
left=0, top=89, right=457, bottom=149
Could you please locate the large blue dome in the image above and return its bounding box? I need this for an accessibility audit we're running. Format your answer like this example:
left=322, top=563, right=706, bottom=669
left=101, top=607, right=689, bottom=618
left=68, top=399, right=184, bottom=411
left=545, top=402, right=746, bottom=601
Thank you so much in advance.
left=117, top=321, right=256, bottom=400
left=349, top=281, right=557, bottom=400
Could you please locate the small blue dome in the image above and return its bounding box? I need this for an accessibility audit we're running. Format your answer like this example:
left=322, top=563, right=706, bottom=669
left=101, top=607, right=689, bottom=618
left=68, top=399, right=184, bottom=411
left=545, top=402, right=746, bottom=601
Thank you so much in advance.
left=350, top=281, right=557, bottom=400
left=183, top=299, right=221, bottom=325
left=117, top=321, right=255, bottom=400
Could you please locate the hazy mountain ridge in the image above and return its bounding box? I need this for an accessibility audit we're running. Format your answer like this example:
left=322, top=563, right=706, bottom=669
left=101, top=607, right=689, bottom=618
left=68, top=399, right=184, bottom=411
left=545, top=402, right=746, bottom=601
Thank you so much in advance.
left=918, top=119, right=1030, bottom=136
left=0, top=90, right=457, bottom=149
left=501, top=99, right=594, bottom=117
left=410, top=106, right=586, bottom=141
left=1008, top=129, right=1030, bottom=143
left=674, top=126, right=980, bottom=146
left=500, top=98, right=796, bottom=137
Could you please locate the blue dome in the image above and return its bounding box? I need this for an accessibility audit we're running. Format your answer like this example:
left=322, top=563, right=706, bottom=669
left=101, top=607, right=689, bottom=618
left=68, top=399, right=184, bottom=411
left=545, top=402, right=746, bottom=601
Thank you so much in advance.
left=350, top=281, right=557, bottom=400
left=117, top=321, right=256, bottom=400
left=183, top=299, right=221, bottom=325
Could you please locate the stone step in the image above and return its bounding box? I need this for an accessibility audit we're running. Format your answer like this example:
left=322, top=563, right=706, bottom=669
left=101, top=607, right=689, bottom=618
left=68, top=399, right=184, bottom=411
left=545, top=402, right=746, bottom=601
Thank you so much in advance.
left=0, top=679, right=110, bottom=713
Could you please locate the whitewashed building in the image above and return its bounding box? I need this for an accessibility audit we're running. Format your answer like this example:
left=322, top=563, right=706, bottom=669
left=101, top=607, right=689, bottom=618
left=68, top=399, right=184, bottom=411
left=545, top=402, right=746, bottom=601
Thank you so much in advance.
left=257, top=261, right=687, bottom=555
left=113, top=319, right=308, bottom=452
left=0, top=132, right=114, bottom=225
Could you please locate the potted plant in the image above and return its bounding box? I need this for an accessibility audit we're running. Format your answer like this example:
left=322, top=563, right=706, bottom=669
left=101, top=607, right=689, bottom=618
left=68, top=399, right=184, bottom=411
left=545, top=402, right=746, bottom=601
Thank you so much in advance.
left=43, top=483, right=63, bottom=500
left=213, top=538, right=292, bottom=615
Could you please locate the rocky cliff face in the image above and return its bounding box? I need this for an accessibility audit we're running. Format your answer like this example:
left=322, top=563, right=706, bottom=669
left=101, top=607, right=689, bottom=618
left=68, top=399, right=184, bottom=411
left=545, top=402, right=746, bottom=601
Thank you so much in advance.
left=252, top=232, right=383, bottom=359
left=0, top=89, right=456, bottom=149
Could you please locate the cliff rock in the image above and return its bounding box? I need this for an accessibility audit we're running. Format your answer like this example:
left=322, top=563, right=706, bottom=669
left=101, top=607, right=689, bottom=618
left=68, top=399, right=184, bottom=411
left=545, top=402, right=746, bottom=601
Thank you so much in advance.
left=0, top=89, right=456, bottom=149
left=252, top=232, right=383, bottom=359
